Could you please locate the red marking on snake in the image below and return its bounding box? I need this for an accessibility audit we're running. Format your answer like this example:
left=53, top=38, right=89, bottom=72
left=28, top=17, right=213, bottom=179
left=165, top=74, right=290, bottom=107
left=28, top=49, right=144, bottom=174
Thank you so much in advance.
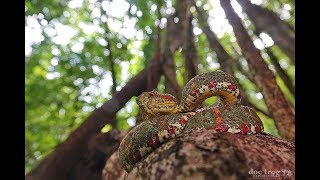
left=237, top=94, right=241, bottom=99
left=147, top=134, right=161, bottom=149
left=227, top=84, right=237, bottom=91
left=212, top=124, right=229, bottom=132
left=186, top=113, right=192, bottom=118
left=167, top=125, right=175, bottom=135
left=240, top=123, right=250, bottom=135
left=255, top=124, right=262, bottom=133
left=180, top=118, right=187, bottom=125
left=208, top=81, right=218, bottom=89
left=160, top=94, right=176, bottom=101
left=191, top=89, right=199, bottom=96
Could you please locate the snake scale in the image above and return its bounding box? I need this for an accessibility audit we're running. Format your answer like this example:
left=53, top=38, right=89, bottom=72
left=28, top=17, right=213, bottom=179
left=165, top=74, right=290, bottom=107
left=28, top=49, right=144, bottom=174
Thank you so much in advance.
left=118, top=70, right=264, bottom=172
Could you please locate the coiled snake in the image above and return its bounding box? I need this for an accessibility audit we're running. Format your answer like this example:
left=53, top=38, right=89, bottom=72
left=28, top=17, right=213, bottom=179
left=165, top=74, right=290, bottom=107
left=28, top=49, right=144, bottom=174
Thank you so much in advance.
left=118, top=70, right=264, bottom=172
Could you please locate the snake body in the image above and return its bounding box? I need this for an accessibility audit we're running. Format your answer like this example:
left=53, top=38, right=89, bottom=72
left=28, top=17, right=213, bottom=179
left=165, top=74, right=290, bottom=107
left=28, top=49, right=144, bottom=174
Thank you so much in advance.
left=118, top=70, right=264, bottom=172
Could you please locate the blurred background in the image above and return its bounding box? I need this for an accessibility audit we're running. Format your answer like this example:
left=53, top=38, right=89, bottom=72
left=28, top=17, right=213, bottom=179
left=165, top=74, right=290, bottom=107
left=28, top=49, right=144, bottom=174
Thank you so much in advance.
left=25, top=0, right=294, bottom=174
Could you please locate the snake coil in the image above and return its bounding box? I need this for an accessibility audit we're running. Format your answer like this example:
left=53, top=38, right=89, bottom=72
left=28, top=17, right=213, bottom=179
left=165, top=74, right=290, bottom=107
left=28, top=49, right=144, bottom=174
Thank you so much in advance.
left=118, top=70, right=264, bottom=172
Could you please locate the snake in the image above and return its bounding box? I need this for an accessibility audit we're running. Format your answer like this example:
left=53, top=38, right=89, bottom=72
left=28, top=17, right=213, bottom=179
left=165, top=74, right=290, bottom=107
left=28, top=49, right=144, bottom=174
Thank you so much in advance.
left=118, top=70, right=264, bottom=172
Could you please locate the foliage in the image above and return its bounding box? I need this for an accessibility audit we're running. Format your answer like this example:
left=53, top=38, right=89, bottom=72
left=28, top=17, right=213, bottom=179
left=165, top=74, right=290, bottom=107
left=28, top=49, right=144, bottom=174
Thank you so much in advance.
left=25, top=0, right=294, bottom=174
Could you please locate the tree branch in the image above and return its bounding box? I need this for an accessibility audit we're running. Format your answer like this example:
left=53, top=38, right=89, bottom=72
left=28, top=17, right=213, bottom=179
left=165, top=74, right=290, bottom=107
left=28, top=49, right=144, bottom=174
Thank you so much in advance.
left=220, top=0, right=295, bottom=141
left=26, top=57, right=162, bottom=180
left=161, top=0, right=193, bottom=101
left=194, top=3, right=233, bottom=74
left=182, top=15, right=200, bottom=82
left=267, top=47, right=295, bottom=94
left=253, top=30, right=295, bottom=96
left=236, top=0, right=295, bottom=63
left=120, top=129, right=295, bottom=179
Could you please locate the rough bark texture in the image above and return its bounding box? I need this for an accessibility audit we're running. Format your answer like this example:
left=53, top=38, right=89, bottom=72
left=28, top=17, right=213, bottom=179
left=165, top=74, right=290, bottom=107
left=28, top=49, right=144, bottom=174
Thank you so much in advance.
left=220, top=0, right=295, bottom=141
left=102, top=129, right=295, bottom=180
left=236, top=0, right=295, bottom=63
left=68, top=130, right=125, bottom=180
left=103, top=151, right=127, bottom=180
left=26, top=57, right=162, bottom=180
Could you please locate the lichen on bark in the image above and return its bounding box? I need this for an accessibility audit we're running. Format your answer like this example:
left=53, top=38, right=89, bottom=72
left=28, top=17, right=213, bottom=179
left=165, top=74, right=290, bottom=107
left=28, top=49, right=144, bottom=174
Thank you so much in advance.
left=103, top=129, right=295, bottom=180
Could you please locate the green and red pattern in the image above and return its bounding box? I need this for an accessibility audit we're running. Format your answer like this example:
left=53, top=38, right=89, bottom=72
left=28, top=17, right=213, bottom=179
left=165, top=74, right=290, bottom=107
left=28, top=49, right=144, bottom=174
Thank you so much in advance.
left=118, top=70, right=264, bottom=172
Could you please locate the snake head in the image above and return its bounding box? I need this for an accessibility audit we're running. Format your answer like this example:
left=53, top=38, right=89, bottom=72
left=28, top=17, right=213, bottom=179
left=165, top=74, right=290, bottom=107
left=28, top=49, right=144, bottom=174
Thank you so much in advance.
left=137, top=90, right=179, bottom=121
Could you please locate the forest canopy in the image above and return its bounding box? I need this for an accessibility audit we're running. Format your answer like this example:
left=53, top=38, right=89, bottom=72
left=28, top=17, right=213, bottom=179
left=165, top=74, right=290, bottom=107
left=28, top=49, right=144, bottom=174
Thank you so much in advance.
left=25, top=0, right=295, bottom=174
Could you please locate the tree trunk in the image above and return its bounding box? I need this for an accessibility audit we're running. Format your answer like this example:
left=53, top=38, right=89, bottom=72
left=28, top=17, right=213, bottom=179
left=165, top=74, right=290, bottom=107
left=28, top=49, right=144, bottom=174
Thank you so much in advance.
left=182, top=15, right=199, bottom=82
left=162, top=14, right=183, bottom=101
left=194, top=4, right=233, bottom=74
left=162, top=0, right=198, bottom=101
left=26, top=57, right=162, bottom=180
left=68, top=130, right=124, bottom=180
left=104, top=24, right=116, bottom=95
left=229, top=48, right=271, bottom=117
left=232, top=66, right=271, bottom=118
left=194, top=3, right=270, bottom=118
left=236, top=0, right=295, bottom=63
left=103, top=129, right=295, bottom=180
left=220, top=0, right=295, bottom=141
left=253, top=29, right=295, bottom=96
left=162, top=0, right=189, bottom=101
left=265, top=47, right=295, bottom=96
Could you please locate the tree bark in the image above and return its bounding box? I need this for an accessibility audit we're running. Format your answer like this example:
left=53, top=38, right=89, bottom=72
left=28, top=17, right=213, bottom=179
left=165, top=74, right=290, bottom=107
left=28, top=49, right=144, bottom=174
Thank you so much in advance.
left=236, top=0, right=295, bottom=63
left=229, top=47, right=271, bottom=118
left=26, top=57, right=162, bottom=180
left=253, top=29, right=295, bottom=96
left=162, top=0, right=200, bottom=102
left=102, top=129, right=295, bottom=179
left=265, top=47, right=295, bottom=96
left=68, top=130, right=124, bottom=180
left=179, top=0, right=200, bottom=83
left=182, top=15, right=200, bottom=82
left=104, top=27, right=118, bottom=128
left=162, top=4, right=186, bottom=101
left=105, top=27, right=116, bottom=95
left=220, top=0, right=295, bottom=141
left=232, top=69, right=271, bottom=118
left=162, top=14, right=183, bottom=101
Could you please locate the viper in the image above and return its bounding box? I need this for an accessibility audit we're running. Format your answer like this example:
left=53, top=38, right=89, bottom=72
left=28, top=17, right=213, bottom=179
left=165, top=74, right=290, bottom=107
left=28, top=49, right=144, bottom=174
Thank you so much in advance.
left=118, top=70, right=264, bottom=172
